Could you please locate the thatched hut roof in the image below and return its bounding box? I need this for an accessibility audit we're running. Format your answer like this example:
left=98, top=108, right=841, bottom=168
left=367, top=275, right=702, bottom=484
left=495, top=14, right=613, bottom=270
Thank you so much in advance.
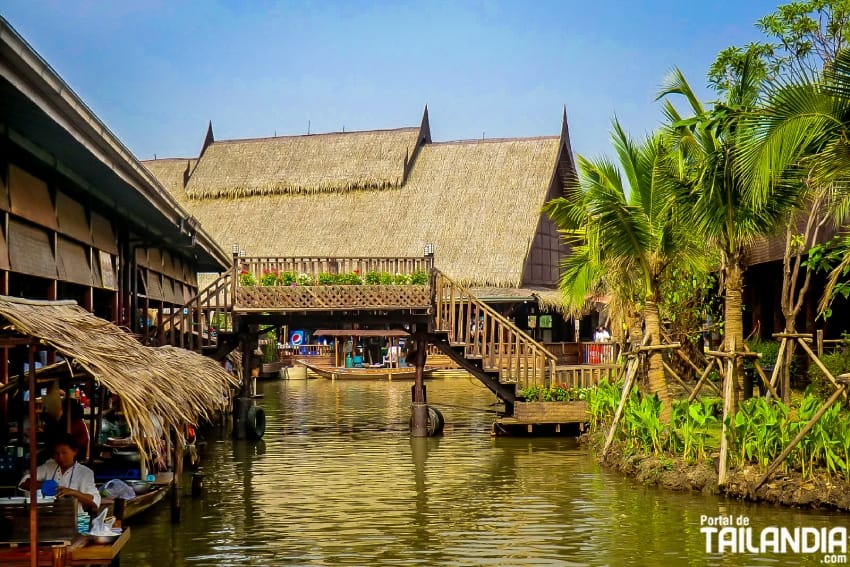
left=141, top=158, right=197, bottom=207
left=0, top=296, right=238, bottom=459
left=183, top=127, right=422, bottom=198
left=149, top=136, right=564, bottom=287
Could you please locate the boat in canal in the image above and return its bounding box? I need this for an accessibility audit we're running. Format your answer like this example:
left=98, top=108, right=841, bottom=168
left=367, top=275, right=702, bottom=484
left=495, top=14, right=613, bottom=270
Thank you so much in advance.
left=296, top=328, right=434, bottom=380
left=296, top=359, right=435, bottom=381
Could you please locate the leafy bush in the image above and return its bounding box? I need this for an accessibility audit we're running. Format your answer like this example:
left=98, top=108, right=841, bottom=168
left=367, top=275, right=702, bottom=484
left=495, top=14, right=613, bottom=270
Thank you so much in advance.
left=239, top=270, right=257, bottom=286
left=518, top=383, right=589, bottom=403
left=279, top=271, right=297, bottom=285
left=807, top=350, right=850, bottom=399
left=410, top=270, right=429, bottom=285
left=260, top=270, right=279, bottom=286
left=745, top=338, right=780, bottom=368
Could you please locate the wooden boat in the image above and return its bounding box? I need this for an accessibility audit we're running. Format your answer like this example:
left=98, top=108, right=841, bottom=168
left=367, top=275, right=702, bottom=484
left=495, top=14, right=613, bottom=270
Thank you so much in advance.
left=297, top=359, right=434, bottom=381
left=100, top=472, right=173, bottom=523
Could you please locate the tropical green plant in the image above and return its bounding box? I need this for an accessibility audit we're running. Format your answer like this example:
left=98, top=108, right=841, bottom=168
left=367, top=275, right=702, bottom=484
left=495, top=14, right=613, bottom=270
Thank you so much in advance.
left=518, top=384, right=589, bottom=403
left=669, top=397, right=720, bottom=463
left=586, top=378, right=620, bottom=430
left=544, top=121, right=704, bottom=421
left=622, top=390, right=665, bottom=456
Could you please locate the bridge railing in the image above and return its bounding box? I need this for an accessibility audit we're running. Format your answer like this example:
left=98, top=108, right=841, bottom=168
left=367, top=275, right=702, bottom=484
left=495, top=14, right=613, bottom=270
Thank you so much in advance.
left=432, top=269, right=557, bottom=391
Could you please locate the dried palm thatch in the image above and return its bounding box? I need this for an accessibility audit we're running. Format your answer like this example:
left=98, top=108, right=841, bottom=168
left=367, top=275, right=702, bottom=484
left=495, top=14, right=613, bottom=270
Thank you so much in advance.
left=141, top=158, right=196, bottom=206
left=162, top=137, right=562, bottom=287
left=0, top=296, right=238, bottom=460
left=184, top=128, right=422, bottom=198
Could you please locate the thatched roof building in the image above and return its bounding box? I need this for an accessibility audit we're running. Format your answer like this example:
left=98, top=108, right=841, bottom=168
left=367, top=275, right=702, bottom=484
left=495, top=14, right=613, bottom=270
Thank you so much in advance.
left=144, top=108, right=575, bottom=290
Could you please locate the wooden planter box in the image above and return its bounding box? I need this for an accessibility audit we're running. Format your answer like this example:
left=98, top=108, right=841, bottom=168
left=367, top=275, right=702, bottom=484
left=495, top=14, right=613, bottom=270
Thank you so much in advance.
left=512, top=401, right=589, bottom=424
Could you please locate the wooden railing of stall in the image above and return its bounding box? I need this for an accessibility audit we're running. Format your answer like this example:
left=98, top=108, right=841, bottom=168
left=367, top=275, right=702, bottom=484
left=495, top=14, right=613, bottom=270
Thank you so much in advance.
left=158, top=272, right=233, bottom=351
left=431, top=270, right=556, bottom=390
left=238, top=256, right=435, bottom=281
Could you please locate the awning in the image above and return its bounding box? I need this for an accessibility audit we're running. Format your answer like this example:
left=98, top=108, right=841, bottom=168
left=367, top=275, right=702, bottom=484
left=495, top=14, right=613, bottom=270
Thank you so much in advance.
left=0, top=296, right=238, bottom=460
left=313, top=329, right=410, bottom=337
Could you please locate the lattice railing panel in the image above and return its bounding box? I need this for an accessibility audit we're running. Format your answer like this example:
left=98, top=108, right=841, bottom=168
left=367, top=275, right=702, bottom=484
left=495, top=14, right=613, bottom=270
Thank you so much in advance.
left=236, top=285, right=431, bottom=311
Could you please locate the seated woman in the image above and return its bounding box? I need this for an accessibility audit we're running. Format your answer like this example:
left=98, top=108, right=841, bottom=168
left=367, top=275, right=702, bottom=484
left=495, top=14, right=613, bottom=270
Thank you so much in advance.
left=18, top=433, right=101, bottom=515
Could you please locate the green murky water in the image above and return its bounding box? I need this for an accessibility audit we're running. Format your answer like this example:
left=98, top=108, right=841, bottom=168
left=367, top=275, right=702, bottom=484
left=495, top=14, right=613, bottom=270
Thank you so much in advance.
left=120, top=376, right=847, bottom=566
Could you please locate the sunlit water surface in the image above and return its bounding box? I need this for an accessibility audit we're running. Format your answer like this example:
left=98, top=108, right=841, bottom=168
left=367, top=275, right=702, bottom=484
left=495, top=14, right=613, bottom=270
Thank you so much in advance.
left=121, top=376, right=846, bottom=566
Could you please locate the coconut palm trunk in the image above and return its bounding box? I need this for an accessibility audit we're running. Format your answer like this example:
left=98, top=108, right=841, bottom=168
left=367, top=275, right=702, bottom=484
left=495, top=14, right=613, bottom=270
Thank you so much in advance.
left=723, top=258, right=745, bottom=415
left=644, top=296, right=672, bottom=422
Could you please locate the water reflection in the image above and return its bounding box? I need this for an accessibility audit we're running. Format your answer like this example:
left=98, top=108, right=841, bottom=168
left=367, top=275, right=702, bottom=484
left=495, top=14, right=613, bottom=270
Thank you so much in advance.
left=120, top=377, right=845, bottom=566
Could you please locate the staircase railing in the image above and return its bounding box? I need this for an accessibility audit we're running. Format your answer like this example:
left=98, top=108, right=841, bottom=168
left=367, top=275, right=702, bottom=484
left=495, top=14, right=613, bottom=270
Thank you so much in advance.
left=431, top=270, right=557, bottom=391
left=158, top=272, right=234, bottom=351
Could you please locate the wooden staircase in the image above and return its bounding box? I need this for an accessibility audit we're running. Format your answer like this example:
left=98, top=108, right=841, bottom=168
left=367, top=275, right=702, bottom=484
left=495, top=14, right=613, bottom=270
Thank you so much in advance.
left=157, top=267, right=569, bottom=412
left=429, top=270, right=556, bottom=412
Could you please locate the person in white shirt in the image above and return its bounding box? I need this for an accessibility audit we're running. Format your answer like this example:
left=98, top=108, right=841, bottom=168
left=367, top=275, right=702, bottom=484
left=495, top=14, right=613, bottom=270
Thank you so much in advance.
left=594, top=326, right=611, bottom=342
left=19, top=433, right=100, bottom=514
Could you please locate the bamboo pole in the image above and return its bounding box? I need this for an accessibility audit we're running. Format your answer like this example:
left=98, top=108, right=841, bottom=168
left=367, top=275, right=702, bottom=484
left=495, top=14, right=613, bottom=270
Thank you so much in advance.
left=796, top=337, right=846, bottom=397
left=718, top=339, right=735, bottom=488
left=662, top=360, right=693, bottom=395
left=752, top=360, right=780, bottom=400
left=601, top=335, right=650, bottom=458
left=769, top=337, right=787, bottom=389
left=600, top=355, right=639, bottom=458
left=688, top=359, right=718, bottom=403
left=752, top=378, right=849, bottom=494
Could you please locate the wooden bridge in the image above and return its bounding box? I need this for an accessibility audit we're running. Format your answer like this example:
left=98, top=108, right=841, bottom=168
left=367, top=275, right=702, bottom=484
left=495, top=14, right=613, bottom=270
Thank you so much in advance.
left=156, top=256, right=619, bottom=430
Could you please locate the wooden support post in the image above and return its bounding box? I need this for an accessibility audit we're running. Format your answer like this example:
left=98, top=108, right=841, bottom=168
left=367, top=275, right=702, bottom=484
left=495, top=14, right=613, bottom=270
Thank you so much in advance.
left=769, top=337, right=787, bottom=390
left=751, top=360, right=780, bottom=400
left=411, top=333, right=428, bottom=437
left=28, top=343, right=37, bottom=567
left=687, top=359, right=717, bottom=403
left=172, top=427, right=184, bottom=523
left=753, top=378, right=849, bottom=494
left=817, top=329, right=824, bottom=358
left=718, top=339, right=735, bottom=488
left=662, top=360, right=693, bottom=395
left=51, top=543, right=68, bottom=567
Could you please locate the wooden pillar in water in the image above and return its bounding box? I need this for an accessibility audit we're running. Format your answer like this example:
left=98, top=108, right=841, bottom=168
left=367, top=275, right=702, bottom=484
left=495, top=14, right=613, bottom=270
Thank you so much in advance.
left=171, top=426, right=184, bottom=523
left=411, top=333, right=427, bottom=437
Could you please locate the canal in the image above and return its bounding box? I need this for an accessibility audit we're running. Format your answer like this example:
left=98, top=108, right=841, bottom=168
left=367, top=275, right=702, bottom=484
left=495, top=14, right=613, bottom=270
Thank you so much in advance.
left=121, top=376, right=846, bottom=566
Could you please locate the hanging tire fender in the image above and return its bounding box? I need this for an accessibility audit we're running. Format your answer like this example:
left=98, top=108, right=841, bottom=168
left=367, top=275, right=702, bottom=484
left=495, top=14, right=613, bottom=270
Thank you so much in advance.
left=246, top=406, right=266, bottom=440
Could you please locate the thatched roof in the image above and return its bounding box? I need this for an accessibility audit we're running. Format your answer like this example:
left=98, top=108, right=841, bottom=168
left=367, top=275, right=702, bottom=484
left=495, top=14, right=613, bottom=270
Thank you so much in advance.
left=151, top=136, right=564, bottom=287
left=0, top=296, right=238, bottom=459
left=141, top=158, right=196, bottom=207
left=183, top=127, right=422, bottom=198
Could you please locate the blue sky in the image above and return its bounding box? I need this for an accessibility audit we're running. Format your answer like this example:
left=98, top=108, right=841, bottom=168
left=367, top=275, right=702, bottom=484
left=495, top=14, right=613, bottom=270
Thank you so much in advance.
left=3, top=1, right=779, bottom=161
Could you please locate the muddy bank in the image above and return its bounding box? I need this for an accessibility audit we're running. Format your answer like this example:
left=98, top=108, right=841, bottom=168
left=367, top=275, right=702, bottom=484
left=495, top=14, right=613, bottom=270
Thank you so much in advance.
left=588, top=433, right=850, bottom=511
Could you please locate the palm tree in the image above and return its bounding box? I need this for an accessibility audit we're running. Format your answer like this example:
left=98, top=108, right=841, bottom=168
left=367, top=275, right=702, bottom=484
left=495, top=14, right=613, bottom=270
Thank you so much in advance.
left=544, top=120, right=702, bottom=420
left=659, top=54, right=799, bottom=413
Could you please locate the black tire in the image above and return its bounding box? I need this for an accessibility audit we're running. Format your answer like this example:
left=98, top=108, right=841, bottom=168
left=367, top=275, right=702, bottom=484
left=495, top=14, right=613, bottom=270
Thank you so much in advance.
left=246, top=406, right=266, bottom=440
left=427, top=405, right=445, bottom=436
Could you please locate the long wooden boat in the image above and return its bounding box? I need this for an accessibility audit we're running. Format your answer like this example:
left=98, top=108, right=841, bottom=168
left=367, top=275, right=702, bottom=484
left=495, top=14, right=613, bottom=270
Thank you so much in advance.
left=100, top=472, right=173, bottom=523
left=297, top=359, right=434, bottom=381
